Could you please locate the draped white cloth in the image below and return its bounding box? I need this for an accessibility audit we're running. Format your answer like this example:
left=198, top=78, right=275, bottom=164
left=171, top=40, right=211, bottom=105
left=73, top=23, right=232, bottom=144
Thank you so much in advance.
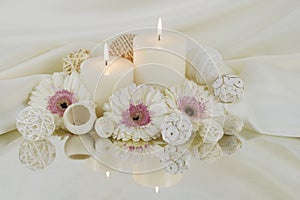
left=0, top=0, right=299, bottom=137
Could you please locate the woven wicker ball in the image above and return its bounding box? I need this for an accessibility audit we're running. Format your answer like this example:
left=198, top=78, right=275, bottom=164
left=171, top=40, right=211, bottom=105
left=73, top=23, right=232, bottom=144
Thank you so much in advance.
left=218, top=135, right=242, bottom=154
left=213, top=74, right=244, bottom=103
left=63, top=49, right=90, bottom=74
left=193, top=142, right=223, bottom=162
left=159, top=145, right=191, bottom=174
left=161, top=113, right=192, bottom=145
left=199, top=121, right=224, bottom=143
left=16, top=106, right=56, bottom=141
left=19, top=139, right=56, bottom=170
left=109, top=33, right=135, bottom=62
left=223, top=114, right=244, bottom=135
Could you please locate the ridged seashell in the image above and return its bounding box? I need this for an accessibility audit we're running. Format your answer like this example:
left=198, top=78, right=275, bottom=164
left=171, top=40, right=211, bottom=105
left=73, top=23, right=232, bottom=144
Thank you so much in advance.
left=95, top=117, right=115, bottom=138
left=16, top=106, right=56, bottom=141
left=223, top=114, right=244, bottom=135
left=213, top=74, right=244, bottom=103
left=193, top=142, right=223, bottom=162
left=199, top=120, right=224, bottom=143
left=186, top=46, right=223, bottom=85
left=218, top=135, right=242, bottom=154
left=161, top=113, right=193, bottom=145
left=63, top=49, right=90, bottom=74
left=159, top=145, right=191, bottom=174
left=19, top=139, right=56, bottom=170
left=109, top=33, right=135, bottom=62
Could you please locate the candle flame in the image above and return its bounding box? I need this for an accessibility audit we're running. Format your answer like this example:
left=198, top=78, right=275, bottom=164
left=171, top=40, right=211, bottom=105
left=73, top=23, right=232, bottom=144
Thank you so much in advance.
left=104, top=43, right=109, bottom=66
left=106, top=170, right=111, bottom=178
left=155, top=186, right=159, bottom=193
left=157, top=18, right=162, bottom=41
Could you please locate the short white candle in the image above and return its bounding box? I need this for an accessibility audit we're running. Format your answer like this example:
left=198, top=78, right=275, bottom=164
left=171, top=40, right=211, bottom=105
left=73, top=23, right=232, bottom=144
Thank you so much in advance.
left=80, top=44, right=134, bottom=116
left=133, top=18, right=187, bottom=88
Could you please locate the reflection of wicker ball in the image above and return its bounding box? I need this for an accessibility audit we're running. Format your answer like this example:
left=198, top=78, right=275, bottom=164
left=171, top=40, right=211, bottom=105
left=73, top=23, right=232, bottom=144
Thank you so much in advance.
left=16, top=106, right=55, bottom=141
left=63, top=49, right=90, bottom=74
left=19, top=139, right=56, bottom=170
left=193, top=142, right=223, bottom=162
left=224, top=114, right=244, bottom=135
left=109, top=33, right=135, bottom=62
left=199, top=121, right=224, bottom=143
left=161, top=113, right=192, bottom=145
left=160, top=145, right=191, bottom=174
left=219, top=135, right=242, bottom=154
left=213, top=74, right=244, bottom=103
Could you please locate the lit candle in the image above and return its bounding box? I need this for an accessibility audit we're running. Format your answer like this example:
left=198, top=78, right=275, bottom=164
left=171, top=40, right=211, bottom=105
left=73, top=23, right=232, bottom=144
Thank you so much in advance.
left=133, top=18, right=186, bottom=88
left=80, top=43, right=134, bottom=116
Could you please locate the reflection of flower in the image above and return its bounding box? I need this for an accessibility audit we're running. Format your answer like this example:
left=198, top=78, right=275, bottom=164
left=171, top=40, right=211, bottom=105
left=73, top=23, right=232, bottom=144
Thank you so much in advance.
left=166, top=80, right=224, bottom=131
left=103, top=84, right=169, bottom=141
left=29, top=72, right=93, bottom=129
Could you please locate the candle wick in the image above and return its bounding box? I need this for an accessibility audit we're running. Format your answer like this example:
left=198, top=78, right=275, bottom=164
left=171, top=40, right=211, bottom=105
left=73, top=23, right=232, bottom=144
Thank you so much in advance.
left=158, top=34, right=161, bottom=41
left=105, top=60, right=108, bottom=66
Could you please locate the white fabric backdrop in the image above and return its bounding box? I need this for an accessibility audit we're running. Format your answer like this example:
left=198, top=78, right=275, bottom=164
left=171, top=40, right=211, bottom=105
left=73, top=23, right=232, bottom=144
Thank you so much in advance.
left=0, top=0, right=299, bottom=136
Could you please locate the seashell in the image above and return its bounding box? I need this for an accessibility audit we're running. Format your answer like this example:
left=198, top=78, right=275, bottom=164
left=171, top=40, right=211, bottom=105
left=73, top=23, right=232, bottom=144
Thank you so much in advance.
left=199, top=120, right=224, bottom=143
left=161, top=113, right=193, bottom=145
left=16, top=106, right=56, bottom=141
left=95, top=117, right=115, bottom=138
left=213, top=74, right=244, bottom=103
left=19, top=139, right=56, bottom=170
left=63, top=102, right=97, bottom=135
left=193, top=142, right=223, bottom=162
left=186, top=46, right=223, bottom=85
left=63, top=49, right=90, bottom=74
left=109, top=33, right=135, bottom=62
left=218, top=135, right=242, bottom=154
left=159, top=144, right=191, bottom=174
left=223, top=114, right=244, bottom=135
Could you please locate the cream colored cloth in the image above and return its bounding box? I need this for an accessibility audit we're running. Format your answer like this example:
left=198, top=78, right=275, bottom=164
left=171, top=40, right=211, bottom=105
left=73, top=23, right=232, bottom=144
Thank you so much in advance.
left=0, top=0, right=299, bottom=137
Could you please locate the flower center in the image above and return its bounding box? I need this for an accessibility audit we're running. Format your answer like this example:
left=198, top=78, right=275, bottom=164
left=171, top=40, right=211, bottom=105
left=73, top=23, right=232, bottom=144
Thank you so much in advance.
left=47, top=89, right=77, bottom=117
left=178, top=96, right=206, bottom=120
left=122, top=103, right=151, bottom=127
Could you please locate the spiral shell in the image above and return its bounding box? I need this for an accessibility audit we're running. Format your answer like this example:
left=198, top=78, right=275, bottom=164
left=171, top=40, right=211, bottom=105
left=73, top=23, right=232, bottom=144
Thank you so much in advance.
left=213, top=74, right=244, bottom=103
left=63, top=49, right=90, bottom=74
left=161, top=113, right=193, bottom=145
left=16, top=106, right=56, bottom=141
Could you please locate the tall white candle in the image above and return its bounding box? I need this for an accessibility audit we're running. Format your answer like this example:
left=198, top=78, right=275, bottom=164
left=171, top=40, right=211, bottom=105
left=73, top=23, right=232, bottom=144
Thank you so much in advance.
left=80, top=44, right=134, bottom=116
left=133, top=18, right=187, bottom=88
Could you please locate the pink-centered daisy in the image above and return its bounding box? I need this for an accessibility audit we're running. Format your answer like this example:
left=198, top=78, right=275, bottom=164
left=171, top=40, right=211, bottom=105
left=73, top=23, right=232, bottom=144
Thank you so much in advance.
left=103, top=84, right=170, bottom=141
left=165, top=80, right=224, bottom=131
left=29, top=72, right=94, bottom=129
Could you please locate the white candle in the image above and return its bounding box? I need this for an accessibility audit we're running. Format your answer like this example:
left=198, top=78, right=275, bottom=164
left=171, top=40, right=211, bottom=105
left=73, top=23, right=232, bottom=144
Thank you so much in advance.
left=133, top=18, right=187, bottom=88
left=80, top=44, right=134, bottom=116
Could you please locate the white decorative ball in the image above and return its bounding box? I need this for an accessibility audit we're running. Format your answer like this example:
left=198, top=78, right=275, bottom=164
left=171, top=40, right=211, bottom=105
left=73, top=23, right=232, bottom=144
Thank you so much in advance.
left=95, top=117, right=115, bottom=138
left=199, top=121, right=224, bottom=143
left=213, top=74, right=244, bottom=103
left=161, top=113, right=193, bottom=145
left=218, top=135, right=242, bottom=154
left=223, top=114, right=244, bottom=135
left=186, top=46, right=223, bottom=84
left=159, top=145, right=191, bottom=174
left=16, top=106, right=56, bottom=141
left=19, top=139, right=56, bottom=170
left=193, top=142, right=223, bottom=162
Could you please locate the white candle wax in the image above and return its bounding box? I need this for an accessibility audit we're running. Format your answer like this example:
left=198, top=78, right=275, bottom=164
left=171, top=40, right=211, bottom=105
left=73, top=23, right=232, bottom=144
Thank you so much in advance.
left=133, top=31, right=187, bottom=87
left=80, top=56, right=134, bottom=116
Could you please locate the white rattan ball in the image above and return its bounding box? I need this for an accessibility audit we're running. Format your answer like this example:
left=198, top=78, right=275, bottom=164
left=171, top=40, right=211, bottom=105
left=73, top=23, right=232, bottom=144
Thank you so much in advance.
left=159, top=145, right=191, bottom=174
left=199, top=121, right=224, bottom=143
left=19, top=139, right=56, bottom=170
left=193, top=142, right=223, bottom=162
left=213, top=74, right=244, bottom=103
left=218, top=135, right=242, bottom=154
left=161, top=113, right=193, bottom=145
left=16, top=106, right=56, bottom=141
left=223, top=114, right=244, bottom=135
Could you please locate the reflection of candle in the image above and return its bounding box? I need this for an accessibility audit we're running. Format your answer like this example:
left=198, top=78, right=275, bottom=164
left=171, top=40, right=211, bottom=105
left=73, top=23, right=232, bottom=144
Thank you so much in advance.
left=64, top=134, right=94, bottom=160
left=80, top=43, right=134, bottom=116
left=133, top=18, right=186, bottom=88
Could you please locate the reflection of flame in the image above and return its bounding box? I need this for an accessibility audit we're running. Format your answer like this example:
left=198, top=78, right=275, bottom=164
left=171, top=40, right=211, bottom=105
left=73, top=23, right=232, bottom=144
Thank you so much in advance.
left=19, top=139, right=56, bottom=171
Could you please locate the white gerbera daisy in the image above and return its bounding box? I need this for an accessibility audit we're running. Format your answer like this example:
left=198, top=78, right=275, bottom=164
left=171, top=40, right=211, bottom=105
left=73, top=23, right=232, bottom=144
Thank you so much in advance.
left=165, top=80, right=224, bottom=131
left=103, top=84, right=170, bottom=142
left=29, top=72, right=94, bottom=129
